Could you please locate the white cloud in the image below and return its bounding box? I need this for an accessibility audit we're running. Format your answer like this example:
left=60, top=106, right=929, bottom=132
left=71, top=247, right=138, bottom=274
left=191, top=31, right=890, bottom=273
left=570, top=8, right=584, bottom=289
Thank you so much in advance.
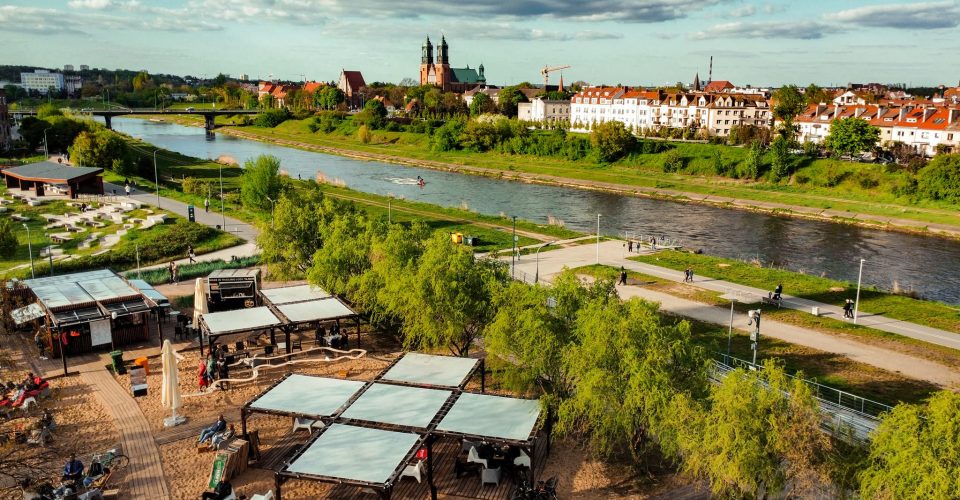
left=827, top=1, right=960, bottom=29
left=693, top=20, right=841, bottom=40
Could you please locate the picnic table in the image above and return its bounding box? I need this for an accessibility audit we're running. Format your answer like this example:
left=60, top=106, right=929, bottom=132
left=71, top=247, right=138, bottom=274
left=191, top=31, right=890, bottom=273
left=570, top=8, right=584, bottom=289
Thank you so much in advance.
left=50, top=234, right=73, bottom=244
left=10, top=214, right=29, bottom=222
left=40, top=213, right=60, bottom=222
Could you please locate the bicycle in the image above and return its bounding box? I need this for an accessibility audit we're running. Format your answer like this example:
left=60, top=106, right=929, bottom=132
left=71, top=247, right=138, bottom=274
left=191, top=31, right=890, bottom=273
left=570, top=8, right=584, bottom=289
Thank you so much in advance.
left=511, top=475, right=558, bottom=500
left=91, top=448, right=130, bottom=471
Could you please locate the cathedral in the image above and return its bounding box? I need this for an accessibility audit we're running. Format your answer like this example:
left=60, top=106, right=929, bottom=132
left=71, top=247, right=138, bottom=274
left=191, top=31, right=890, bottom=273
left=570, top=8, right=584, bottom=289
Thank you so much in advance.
left=419, top=36, right=486, bottom=93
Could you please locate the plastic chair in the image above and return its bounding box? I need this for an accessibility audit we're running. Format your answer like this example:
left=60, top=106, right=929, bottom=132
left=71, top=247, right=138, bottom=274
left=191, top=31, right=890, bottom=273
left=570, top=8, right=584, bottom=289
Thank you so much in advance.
left=251, top=492, right=275, bottom=500
left=480, top=466, right=501, bottom=486
left=467, top=447, right=488, bottom=468
left=514, top=450, right=531, bottom=468
left=399, top=460, right=424, bottom=483
left=292, top=417, right=324, bottom=433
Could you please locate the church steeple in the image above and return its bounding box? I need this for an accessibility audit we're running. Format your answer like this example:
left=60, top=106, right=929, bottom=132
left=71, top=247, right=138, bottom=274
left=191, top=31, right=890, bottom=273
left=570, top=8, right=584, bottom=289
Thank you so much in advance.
left=421, top=36, right=433, bottom=65
left=478, top=63, right=485, bottom=83
left=558, top=72, right=564, bottom=92
left=437, top=35, right=449, bottom=65
left=693, top=72, right=701, bottom=91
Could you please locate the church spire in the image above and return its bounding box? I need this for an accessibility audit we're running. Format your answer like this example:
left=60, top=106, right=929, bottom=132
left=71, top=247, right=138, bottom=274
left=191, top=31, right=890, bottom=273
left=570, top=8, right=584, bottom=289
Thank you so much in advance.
left=558, top=72, right=564, bottom=93
left=693, top=72, right=701, bottom=91
left=422, top=36, right=433, bottom=65
left=438, top=35, right=449, bottom=65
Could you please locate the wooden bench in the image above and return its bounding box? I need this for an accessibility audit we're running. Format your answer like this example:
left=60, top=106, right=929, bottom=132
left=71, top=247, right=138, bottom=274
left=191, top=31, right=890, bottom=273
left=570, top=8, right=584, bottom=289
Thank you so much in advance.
left=761, top=295, right=782, bottom=308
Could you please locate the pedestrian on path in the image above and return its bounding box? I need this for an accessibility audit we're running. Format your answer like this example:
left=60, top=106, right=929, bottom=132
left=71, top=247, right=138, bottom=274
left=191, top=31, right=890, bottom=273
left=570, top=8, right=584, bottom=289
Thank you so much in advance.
left=124, top=183, right=131, bottom=196
left=619, top=267, right=628, bottom=285
left=773, top=283, right=783, bottom=301
left=627, top=240, right=633, bottom=253
left=204, top=198, right=210, bottom=213
left=187, top=244, right=196, bottom=264
left=843, top=299, right=854, bottom=319
left=34, top=330, right=48, bottom=360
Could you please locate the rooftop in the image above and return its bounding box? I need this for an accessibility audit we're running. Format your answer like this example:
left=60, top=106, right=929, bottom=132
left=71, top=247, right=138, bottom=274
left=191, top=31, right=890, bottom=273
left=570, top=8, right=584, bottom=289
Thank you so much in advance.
left=2, top=161, right=103, bottom=183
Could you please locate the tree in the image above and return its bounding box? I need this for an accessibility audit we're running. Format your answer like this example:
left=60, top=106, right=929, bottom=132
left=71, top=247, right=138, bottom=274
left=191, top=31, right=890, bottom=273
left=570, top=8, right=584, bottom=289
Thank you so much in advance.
left=769, top=135, right=792, bottom=181
left=590, top=121, right=636, bottom=162
left=356, top=99, right=387, bottom=129
left=772, top=85, right=805, bottom=122
left=744, top=140, right=766, bottom=179
left=0, top=219, right=17, bottom=259
left=431, top=118, right=465, bottom=152
left=314, top=87, right=345, bottom=110
left=389, top=232, right=506, bottom=356
left=497, top=86, right=527, bottom=117
left=252, top=108, right=290, bottom=127
left=469, top=92, right=494, bottom=116
left=859, top=391, right=960, bottom=498
left=68, top=129, right=128, bottom=170
left=804, top=83, right=831, bottom=105
left=824, top=117, right=879, bottom=157
left=240, top=154, right=283, bottom=212
left=36, top=103, right=62, bottom=120
left=917, top=154, right=960, bottom=203
left=672, top=361, right=833, bottom=498
left=307, top=206, right=381, bottom=296
left=558, top=297, right=708, bottom=462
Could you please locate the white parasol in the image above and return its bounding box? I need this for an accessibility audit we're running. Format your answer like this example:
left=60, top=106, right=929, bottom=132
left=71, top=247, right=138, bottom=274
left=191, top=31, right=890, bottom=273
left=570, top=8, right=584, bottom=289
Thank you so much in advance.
left=193, top=278, right=208, bottom=329
left=161, top=339, right=187, bottom=427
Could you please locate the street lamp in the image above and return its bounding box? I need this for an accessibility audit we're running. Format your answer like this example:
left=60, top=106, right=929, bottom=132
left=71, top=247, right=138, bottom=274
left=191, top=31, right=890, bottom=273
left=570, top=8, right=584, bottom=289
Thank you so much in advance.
left=266, top=196, right=276, bottom=228
left=219, top=163, right=226, bottom=230
left=727, top=296, right=736, bottom=362
left=22, top=224, right=34, bottom=279
left=43, top=128, right=49, bottom=158
left=44, top=233, right=54, bottom=276
left=596, top=213, right=601, bottom=264
left=854, top=258, right=865, bottom=323
left=747, top=309, right=761, bottom=366
left=153, top=150, right=160, bottom=208
left=511, top=216, right=517, bottom=279
left=534, top=241, right=554, bottom=284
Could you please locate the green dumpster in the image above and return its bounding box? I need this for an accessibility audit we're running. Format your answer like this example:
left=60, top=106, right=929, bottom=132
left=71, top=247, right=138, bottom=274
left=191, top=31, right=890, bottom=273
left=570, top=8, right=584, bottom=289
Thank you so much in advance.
left=110, top=350, right=126, bottom=375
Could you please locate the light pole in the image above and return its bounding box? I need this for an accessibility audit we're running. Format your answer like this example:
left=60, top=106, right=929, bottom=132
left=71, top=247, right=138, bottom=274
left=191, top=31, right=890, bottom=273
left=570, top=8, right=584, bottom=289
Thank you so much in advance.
left=596, top=213, right=601, bottom=264
left=747, top=309, right=761, bottom=366
left=219, top=163, right=226, bottom=230
left=266, top=196, right=276, bottom=228
left=22, top=224, right=34, bottom=279
left=153, top=150, right=160, bottom=208
left=534, top=241, right=554, bottom=284
left=854, top=258, right=865, bottom=324
left=45, top=233, right=54, bottom=276
left=43, top=128, right=49, bottom=158
left=388, top=198, right=392, bottom=224
left=511, top=216, right=517, bottom=279
left=727, top=297, right=736, bottom=362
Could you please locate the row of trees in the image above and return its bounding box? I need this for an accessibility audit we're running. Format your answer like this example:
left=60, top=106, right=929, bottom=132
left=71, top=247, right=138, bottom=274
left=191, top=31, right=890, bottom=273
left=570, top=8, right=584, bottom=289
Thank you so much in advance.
left=251, top=173, right=960, bottom=497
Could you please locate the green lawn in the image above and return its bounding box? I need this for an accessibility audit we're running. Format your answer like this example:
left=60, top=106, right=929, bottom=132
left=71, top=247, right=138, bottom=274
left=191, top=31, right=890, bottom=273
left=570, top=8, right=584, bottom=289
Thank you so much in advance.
left=630, top=251, right=960, bottom=334
left=224, top=118, right=960, bottom=230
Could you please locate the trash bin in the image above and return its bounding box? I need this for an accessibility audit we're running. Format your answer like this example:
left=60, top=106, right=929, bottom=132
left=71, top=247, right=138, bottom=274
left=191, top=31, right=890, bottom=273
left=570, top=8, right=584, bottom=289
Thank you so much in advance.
left=134, top=356, right=150, bottom=376
left=811, top=306, right=820, bottom=317
left=110, top=350, right=126, bottom=375
left=465, top=236, right=474, bottom=246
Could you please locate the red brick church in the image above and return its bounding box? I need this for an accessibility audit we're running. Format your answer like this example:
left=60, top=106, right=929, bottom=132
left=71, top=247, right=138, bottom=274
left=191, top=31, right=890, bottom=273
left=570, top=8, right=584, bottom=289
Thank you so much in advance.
left=419, top=36, right=486, bottom=93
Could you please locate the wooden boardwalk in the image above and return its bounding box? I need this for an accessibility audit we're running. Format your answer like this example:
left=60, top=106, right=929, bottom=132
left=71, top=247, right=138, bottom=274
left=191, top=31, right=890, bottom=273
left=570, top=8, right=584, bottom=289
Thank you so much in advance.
left=80, top=361, right=171, bottom=499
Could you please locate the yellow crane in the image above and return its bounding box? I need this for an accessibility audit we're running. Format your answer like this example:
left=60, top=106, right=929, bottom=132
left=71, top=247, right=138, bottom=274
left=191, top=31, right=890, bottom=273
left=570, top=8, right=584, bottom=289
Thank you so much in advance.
left=540, top=65, right=571, bottom=88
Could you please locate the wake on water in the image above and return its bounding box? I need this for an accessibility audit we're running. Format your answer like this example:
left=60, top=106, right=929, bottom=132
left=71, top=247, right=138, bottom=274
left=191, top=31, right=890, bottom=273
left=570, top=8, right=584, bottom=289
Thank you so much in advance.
left=386, top=177, right=424, bottom=185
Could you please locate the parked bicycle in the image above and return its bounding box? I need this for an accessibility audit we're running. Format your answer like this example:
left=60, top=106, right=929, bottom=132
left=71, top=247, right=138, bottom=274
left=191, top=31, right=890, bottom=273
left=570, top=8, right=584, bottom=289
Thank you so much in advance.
left=91, top=448, right=129, bottom=471
left=512, top=475, right=558, bottom=500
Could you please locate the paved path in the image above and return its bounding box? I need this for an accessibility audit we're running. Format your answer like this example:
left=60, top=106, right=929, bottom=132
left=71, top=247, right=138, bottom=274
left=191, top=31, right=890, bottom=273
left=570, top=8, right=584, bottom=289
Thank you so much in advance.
left=509, top=240, right=960, bottom=386
left=77, top=358, right=171, bottom=499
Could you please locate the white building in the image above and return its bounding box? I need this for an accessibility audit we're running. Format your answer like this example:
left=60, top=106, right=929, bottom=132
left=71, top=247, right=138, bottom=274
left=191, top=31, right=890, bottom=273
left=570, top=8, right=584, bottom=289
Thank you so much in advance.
left=20, top=70, right=65, bottom=94
left=64, top=75, right=83, bottom=95
left=570, top=87, right=625, bottom=131
left=79, top=65, right=90, bottom=71
left=517, top=97, right=570, bottom=125
left=63, top=64, right=74, bottom=72
left=463, top=86, right=500, bottom=107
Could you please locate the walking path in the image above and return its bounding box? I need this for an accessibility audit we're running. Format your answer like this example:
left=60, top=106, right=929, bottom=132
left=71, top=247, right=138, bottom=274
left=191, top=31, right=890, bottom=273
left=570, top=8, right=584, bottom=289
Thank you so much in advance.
left=508, top=240, right=960, bottom=386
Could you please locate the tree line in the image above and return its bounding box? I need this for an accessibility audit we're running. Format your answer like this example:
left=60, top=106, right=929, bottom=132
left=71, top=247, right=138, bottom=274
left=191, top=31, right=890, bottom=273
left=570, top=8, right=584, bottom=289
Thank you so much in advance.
left=251, top=165, right=960, bottom=498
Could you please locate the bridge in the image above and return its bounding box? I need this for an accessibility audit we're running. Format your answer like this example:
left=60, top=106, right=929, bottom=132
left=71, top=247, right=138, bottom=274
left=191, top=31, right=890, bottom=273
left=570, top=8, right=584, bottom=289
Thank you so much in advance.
left=11, top=108, right=260, bottom=131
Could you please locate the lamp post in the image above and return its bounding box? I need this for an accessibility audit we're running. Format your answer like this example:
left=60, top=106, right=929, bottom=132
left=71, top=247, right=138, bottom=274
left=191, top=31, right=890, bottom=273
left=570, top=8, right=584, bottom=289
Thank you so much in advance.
left=854, top=258, right=865, bottom=324
left=153, top=149, right=160, bottom=208
left=43, top=128, right=49, bottom=158
left=596, top=213, right=601, bottom=264
left=23, top=224, right=34, bottom=279
left=45, top=233, right=54, bottom=276
left=266, top=196, right=276, bottom=228
left=218, top=163, right=226, bottom=230
left=727, top=297, right=736, bottom=362
left=534, top=241, right=554, bottom=284
left=511, top=216, right=517, bottom=279
left=747, top=309, right=761, bottom=366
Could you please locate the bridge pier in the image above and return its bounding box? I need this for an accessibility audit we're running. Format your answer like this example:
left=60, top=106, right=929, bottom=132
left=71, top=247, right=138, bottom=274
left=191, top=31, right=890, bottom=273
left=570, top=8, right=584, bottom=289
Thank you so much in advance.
left=103, top=115, right=112, bottom=130
left=204, top=114, right=216, bottom=131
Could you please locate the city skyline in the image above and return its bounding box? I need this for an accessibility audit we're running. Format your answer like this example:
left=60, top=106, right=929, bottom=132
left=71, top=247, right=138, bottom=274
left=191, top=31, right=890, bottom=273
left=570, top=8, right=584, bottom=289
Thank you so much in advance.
left=2, top=0, right=960, bottom=87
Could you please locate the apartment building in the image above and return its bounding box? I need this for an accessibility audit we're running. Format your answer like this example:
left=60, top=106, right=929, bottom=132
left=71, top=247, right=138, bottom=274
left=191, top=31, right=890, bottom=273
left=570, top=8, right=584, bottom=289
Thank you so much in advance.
left=20, top=70, right=65, bottom=94
left=517, top=97, right=570, bottom=125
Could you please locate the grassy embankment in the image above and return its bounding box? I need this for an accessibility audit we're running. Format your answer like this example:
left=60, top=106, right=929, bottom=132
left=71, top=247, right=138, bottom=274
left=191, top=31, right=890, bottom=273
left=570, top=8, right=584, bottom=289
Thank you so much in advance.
left=195, top=116, right=960, bottom=231
left=108, top=135, right=581, bottom=253
left=576, top=265, right=939, bottom=406
left=0, top=184, right=243, bottom=279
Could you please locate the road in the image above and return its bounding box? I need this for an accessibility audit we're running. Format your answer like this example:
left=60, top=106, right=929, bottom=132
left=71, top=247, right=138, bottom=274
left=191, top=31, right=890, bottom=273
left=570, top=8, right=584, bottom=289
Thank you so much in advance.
left=507, top=240, right=960, bottom=387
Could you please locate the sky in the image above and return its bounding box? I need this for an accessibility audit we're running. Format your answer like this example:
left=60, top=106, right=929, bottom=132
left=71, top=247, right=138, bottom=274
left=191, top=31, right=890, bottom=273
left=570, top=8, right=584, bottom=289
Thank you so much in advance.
left=1, top=0, right=959, bottom=88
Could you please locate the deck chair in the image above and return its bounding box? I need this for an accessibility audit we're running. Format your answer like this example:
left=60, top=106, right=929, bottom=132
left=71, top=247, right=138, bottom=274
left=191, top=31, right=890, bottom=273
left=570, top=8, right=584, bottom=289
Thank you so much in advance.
left=399, top=461, right=424, bottom=483
left=481, top=466, right=501, bottom=486
left=514, top=450, right=531, bottom=468
left=467, top=447, right=488, bottom=468
left=292, top=417, right=324, bottom=433
left=251, top=492, right=275, bottom=500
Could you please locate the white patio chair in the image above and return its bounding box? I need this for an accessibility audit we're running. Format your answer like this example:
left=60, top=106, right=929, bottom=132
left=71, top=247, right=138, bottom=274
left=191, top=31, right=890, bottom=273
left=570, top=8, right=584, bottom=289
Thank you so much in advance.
left=292, top=417, right=324, bottom=433
left=514, top=450, right=531, bottom=468
left=460, top=439, right=479, bottom=453
left=20, top=397, right=37, bottom=411
left=399, top=460, right=424, bottom=483
left=251, top=491, right=275, bottom=500
left=480, top=466, right=501, bottom=486
left=467, top=446, right=488, bottom=468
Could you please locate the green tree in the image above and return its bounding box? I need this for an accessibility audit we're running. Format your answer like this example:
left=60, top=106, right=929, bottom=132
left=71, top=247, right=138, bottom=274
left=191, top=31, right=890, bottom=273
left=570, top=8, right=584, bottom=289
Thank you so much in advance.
left=68, top=129, right=128, bottom=170
left=590, top=121, right=636, bottom=162
left=469, top=92, right=495, bottom=116
left=673, top=361, right=833, bottom=498
left=0, top=219, right=17, bottom=259
left=356, top=99, right=387, bottom=129
left=459, top=120, right=504, bottom=152
left=917, top=153, right=960, bottom=203
left=431, top=118, right=465, bottom=152
left=36, top=103, right=62, bottom=120
left=859, top=391, right=960, bottom=498
left=497, top=86, right=528, bottom=117
left=744, top=140, right=766, bottom=179
left=252, top=108, right=290, bottom=127
left=769, top=135, right=792, bottom=181
left=240, top=154, right=283, bottom=212
left=307, top=207, right=380, bottom=296
left=824, top=117, right=880, bottom=157
left=772, top=85, right=805, bottom=122
left=558, top=297, right=707, bottom=461
left=389, top=232, right=506, bottom=356
left=804, top=83, right=831, bottom=105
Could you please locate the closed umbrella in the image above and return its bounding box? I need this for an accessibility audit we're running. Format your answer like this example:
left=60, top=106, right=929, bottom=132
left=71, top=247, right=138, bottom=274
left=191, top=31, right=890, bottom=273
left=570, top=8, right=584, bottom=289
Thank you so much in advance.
left=161, top=339, right=187, bottom=427
left=193, top=278, right=208, bottom=329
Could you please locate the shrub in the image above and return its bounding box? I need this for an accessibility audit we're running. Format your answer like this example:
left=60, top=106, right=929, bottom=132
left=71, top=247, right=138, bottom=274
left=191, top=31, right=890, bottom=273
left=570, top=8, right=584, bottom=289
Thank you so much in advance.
left=252, top=108, right=290, bottom=128
left=357, top=125, right=372, bottom=144
left=917, top=154, right=960, bottom=203
left=590, top=121, right=636, bottom=162
left=431, top=118, right=465, bottom=152
left=0, top=219, right=17, bottom=259
left=182, top=177, right=214, bottom=196
left=662, top=149, right=684, bottom=172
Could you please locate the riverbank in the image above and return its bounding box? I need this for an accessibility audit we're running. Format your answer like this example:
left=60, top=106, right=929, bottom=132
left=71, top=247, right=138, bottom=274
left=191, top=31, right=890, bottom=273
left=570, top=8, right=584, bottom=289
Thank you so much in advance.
left=183, top=118, right=960, bottom=240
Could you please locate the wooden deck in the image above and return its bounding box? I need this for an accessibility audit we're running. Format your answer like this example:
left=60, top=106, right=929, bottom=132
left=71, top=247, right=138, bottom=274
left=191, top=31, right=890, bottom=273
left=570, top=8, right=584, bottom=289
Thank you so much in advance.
left=278, top=436, right=550, bottom=499
left=154, top=408, right=242, bottom=446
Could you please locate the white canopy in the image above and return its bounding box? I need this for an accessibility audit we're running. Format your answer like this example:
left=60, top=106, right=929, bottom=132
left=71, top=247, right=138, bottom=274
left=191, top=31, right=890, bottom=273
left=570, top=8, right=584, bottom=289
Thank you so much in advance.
left=275, top=297, right=355, bottom=323
left=341, top=383, right=452, bottom=429
left=260, top=284, right=331, bottom=305
left=380, top=352, right=480, bottom=389
left=436, top=393, right=542, bottom=442
left=201, top=306, right=282, bottom=336
left=249, top=374, right=365, bottom=417
left=285, top=424, right=420, bottom=484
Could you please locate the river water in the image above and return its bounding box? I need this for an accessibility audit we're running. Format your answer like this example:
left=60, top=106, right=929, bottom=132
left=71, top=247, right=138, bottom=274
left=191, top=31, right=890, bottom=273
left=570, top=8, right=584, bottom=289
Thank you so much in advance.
left=110, top=118, right=960, bottom=304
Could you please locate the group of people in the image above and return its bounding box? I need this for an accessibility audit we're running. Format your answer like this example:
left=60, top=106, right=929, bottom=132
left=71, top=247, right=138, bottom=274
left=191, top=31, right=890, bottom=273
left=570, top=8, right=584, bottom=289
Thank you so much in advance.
left=842, top=299, right=856, bottom=319
left=683, top=268, right=694, bottom=283
left=197, top=414, right=237, bottom=451
left=1, top=372, right=48, bottom=409
left=198, top=345, right=230, bottom=390
left=316, top=323, right=347, bottom=349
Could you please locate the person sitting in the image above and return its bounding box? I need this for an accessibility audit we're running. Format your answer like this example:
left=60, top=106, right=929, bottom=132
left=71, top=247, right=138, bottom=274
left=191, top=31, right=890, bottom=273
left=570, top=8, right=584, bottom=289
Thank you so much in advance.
left=211, top=424, right=236, bottom=450
left=201, top=478, right=233, bottom=500
left=82, top=460, right=106, bottom=488
left=62, top=454, right=84, bottom=482
left=197, top=415, right=227, bottom=447
left=314, top=325, right=326, bottom=345
left=40, top=409, right=55, bottom=431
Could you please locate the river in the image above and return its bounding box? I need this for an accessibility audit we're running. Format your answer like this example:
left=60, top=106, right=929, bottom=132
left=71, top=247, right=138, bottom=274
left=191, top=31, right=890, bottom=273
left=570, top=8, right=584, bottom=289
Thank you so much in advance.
left=109, top=117, right=960, bottom=304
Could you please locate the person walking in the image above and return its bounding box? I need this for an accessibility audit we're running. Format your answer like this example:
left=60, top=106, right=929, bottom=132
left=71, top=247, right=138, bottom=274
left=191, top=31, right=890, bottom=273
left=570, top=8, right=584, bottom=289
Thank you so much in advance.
left=843, top=299, right=854, bottom=319
left=187, top=244, right=196, bottom=264
left=171, top=261, right=179, bottom=285
left=773, top=283, right=783, bottom=301
left=124, top=183, right=131, bottom=196
left=619, top=267, right=627, bottom=285
left=34, top=330, right=47, bottom=360
left=688, top=268, right=694, bottom=283
left=627, top=240, right=633, bottom=253
left=204, top=197, right=210, bottom=213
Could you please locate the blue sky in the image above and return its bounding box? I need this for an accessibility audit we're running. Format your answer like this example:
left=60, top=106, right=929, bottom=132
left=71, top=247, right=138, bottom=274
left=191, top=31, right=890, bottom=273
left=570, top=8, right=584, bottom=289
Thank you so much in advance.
left=2, top=0, right=958, bottom=87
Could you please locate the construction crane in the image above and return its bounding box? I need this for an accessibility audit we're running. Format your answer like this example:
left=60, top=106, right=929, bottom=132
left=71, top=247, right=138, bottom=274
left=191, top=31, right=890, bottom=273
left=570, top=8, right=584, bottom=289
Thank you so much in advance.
left=540, top=65, right=571, bottom=89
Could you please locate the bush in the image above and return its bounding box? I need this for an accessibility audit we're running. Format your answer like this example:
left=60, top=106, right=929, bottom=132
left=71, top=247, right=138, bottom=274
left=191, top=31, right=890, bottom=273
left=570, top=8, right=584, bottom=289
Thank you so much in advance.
left=431, top=118, right=465, bottom=152
left=662, top=149, right=684, bottom=172
left=357, top=125, right=372, bottom=144
left=252, top=108, right=290, bottom=128
left=240, top=154, right=283, bottom=210
left=182, top=177, right=214, bottom=196
left=590, top=121, right=636, bottom=162
left=0, top=219, right=17, bottom=259
left=69, top=129, right=128, bottom=170
left=638, top=139, right=668, bottom=155
left=917, top=154, right=960, bottom=203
